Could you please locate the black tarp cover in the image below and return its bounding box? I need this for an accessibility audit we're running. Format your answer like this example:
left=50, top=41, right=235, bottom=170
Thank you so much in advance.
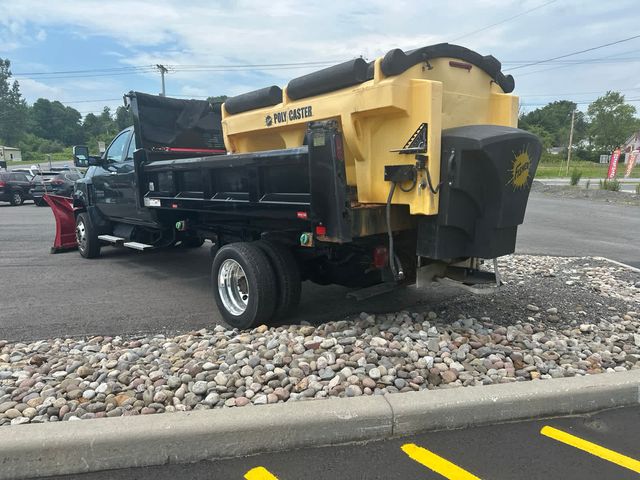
left=128, top=91, right=225, bottom=151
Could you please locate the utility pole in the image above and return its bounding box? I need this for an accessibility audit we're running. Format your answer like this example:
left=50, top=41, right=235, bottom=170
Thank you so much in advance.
left=565, top=109, right=576, bottom=175
left=156, top=64, right=168, bottom=96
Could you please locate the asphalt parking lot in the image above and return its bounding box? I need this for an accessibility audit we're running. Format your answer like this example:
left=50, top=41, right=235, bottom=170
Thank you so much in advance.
left=41, top=406, right=640, bottom=479
left=0, top=201, right=459, bottom=341
left=0, top=191, right=638, bottom=341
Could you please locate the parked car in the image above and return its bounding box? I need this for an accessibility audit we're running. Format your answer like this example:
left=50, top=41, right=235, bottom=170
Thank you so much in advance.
left=0, top=171, right=33, bottom=205
left=11, top=166, right=41, bottom=180
left=30, top=170, right=82, bottom=206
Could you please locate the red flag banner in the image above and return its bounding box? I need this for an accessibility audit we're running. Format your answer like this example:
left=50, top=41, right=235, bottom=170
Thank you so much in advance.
left=607, top=148, right=621, bottom=179
left=624, top=150, right=638, bottom=178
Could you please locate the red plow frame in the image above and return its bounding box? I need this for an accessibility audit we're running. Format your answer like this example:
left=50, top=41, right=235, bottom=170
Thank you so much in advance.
left=43, top=194, right=78, bottom=253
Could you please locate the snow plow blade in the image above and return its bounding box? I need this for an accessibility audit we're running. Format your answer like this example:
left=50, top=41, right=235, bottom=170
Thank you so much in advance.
left=43, top=194, right=78, bottom=253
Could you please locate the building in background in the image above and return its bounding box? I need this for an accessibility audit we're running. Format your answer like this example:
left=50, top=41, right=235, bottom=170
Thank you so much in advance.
left=621, top=131, right=640, bottom=163
left=0, top=146, right=22, bottom=162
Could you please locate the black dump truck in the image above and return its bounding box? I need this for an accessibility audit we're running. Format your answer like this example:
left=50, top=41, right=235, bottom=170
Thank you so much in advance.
left=71, top=45, right=541, bottom=329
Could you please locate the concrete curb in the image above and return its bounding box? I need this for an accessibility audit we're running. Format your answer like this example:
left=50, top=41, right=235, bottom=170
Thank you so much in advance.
left=388, top=369, right=640, bottom=435
left=2, top=370, right=639, bottom=479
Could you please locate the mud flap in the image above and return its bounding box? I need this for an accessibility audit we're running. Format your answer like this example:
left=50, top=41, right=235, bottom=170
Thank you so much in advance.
left=43, top=194, right=78, bottom=253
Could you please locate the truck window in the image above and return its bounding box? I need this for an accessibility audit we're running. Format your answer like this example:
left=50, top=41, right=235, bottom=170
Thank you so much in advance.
left=125, top=135, right=136, bottom=162
left=106, top=131, right=130, bottom=162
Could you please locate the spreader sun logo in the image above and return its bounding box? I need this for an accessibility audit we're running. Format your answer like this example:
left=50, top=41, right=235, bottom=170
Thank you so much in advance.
left=508, top=146, right=532, bottom=191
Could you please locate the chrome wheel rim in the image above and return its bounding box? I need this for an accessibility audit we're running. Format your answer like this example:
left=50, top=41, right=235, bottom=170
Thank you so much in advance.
left=76, top=220, right=87, bottom=252
left=12, top=193, right=20, bottom=204
left=217, top=259, right=249, bottom=316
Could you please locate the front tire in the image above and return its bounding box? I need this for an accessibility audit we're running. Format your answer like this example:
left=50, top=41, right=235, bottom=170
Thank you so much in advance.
left=212, top=242, right=277, bottom=329
left=76, top=212, right=101, bottom=258
left=10, top=191, right=23, bottom=206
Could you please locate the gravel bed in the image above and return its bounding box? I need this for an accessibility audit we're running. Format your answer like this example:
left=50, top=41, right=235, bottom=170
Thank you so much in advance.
left=1, top=255, right=639, bottom=427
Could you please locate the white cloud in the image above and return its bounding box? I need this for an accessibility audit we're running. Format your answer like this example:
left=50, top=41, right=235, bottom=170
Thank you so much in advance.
left=1, top=0, right=640, bottom=112
left=17, top=77, right=63, bottom=99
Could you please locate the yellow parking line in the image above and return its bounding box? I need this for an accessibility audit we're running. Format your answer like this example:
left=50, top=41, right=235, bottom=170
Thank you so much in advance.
left=401, top=443, right=481, bottom=480
left=541, top=425, right=640, bottom=474
left=244, top=466, right=279, bottom=480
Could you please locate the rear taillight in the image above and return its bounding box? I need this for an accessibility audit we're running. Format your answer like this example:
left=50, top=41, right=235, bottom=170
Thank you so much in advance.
left=0, top=181, right=5, bottom=187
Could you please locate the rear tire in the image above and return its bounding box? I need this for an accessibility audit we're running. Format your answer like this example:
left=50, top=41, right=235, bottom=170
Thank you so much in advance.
left=9, top=191, right=23, bottom=206
left=256, top=240, right=301, bottom=320
left=76, top=212, right=101, bottom=259
left=212, top=242, right=277, bottom=329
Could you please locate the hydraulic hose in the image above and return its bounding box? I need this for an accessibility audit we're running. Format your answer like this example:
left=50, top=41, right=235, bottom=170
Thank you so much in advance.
left=386, top=181, right=401, bottom=280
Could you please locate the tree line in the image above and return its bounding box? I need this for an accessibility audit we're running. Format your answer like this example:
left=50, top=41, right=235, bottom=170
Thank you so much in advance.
left=519, top=92, right=640, bottom=160
left=1, top=55, right=638, bottom=163
left=0, top=58, right=227, bottom=162
left=0, top=59, right=136, bottom=161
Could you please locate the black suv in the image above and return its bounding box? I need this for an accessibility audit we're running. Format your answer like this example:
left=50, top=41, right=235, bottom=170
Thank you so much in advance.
left=30, top=170, right=82, bottom=206
left=0, top=171, right=32, bottom=205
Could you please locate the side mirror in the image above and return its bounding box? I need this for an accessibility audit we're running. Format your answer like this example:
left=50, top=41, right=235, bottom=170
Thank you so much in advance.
left=72, top=145, right=90, bottom=167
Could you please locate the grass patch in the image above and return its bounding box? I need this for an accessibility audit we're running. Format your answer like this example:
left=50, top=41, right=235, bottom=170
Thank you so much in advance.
left=569, top=168, right=582, bottom=186
left=535, top=160, right=639, bottom=179
left=5, top=150, right=72, bottom=167
left=599, top=179, right=621, bottom=191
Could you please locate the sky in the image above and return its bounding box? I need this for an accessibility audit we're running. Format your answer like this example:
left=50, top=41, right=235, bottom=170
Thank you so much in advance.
left=1, top=0, right=640, bottom=118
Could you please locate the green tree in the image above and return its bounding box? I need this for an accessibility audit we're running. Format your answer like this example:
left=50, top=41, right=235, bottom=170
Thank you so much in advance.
left=99, top=106, right=116, bottom=136
left=524, top=124, right=554, bottom=151
left=208, top=95, right=228, bottom=104
left=587, top=91, right=640, bottom=152
left=82, top=108, right=118, bottom=150
left=0, top=58, right=28, bottom=146
left=115, top=105, right=133, bottom=131
left=519, top=100, right=587, bottom=147
left=17, top=133, right=64, bottom=161
left=29, top=98, right=83, bottom=145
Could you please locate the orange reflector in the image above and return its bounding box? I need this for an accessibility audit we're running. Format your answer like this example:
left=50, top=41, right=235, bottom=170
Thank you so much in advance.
left=315, top=225, right=326, bottom=236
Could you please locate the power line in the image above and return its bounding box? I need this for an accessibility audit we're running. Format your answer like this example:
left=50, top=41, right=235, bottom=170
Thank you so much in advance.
left=515, top=51, right=640, bottom=78
left=13, top=65, right=154, bottom=76
left=521, top=97, right=640, bottom=106
left=13, top=69, right=158, bottom=80
left=521, top=86, right=640, bottom=97
left=506, top=33, right=640, bottom=71
left=450, top=0, right=556, bottom=42
left=165, top=60, right=340, bottom=69
left=12, top=59, right=342, bottom=81
left=58, top=98, right=122, bottom=104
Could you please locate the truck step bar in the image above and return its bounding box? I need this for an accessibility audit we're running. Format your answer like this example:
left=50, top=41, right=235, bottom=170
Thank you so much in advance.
left=98, top=235, right=153, bottom=251
left=98, top=235, right=125, bottom=245
left=122, top=241, right=153, bottom=251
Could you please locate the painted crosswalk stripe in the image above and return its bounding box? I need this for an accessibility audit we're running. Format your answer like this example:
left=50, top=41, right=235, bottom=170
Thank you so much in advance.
left=401, top=443, right=482, bottom=480
left=541, top=425, right=640, bottom=474
left=244, top=466, right=279, bottom=480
